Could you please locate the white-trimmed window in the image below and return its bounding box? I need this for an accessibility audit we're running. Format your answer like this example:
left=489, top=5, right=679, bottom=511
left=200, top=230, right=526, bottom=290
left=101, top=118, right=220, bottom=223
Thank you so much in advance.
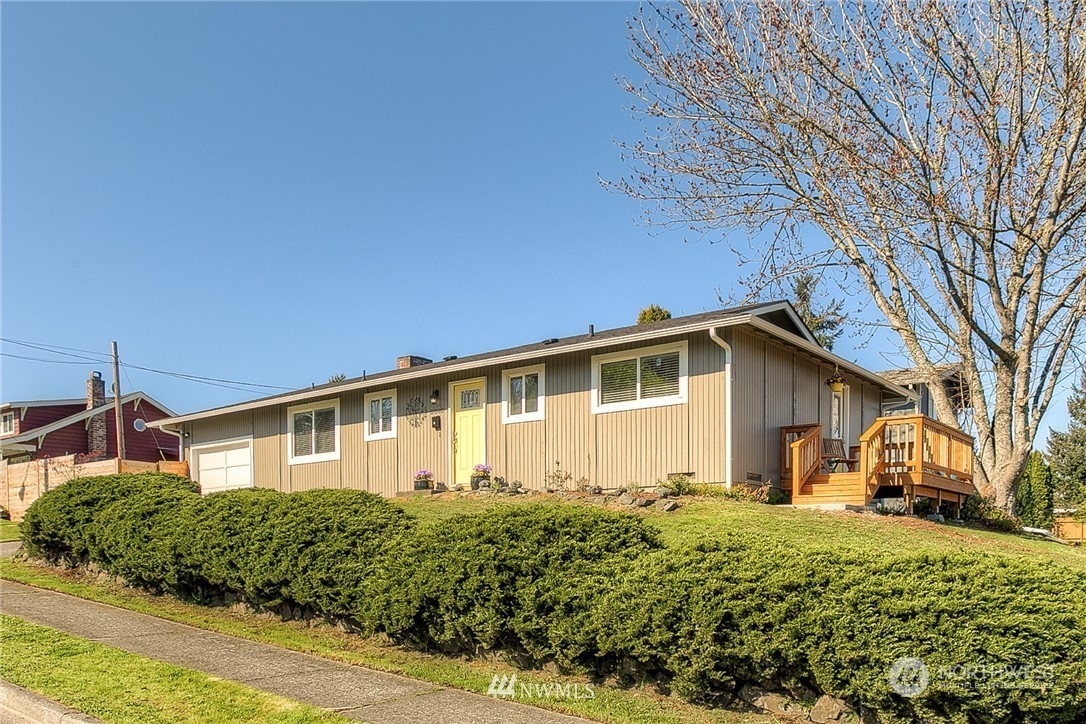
left=364, top=390, right=397, bottom=441
left=591, top=341, right=688, bottom=413
left=0, top=412, right=14, bottom=435
left=502, top=365, right=545, bottom=423
left=288, top=400, right=340, bottom=464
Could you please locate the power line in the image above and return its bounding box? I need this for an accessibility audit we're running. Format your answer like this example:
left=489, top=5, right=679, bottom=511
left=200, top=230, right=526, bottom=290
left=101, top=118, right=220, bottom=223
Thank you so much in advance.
left=1, top=352, right=92, bottom=366
left=0, top=337, right=112, bottom=359
left=119, top=361, right=293, bottom=390
left=1, top=338, right=107, bottom=363
left=2, top=337, right=294, bottom=392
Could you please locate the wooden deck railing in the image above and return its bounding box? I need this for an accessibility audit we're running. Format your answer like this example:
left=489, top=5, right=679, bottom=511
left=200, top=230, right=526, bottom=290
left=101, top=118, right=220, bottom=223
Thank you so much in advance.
left=789, top=424, right=822, bottom=489
left=859, top=415, right=973, bottom=487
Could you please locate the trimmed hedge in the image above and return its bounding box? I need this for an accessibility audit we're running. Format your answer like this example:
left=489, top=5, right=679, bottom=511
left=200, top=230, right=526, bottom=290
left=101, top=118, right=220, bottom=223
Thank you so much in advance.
left=188, top=488, right=416, bottom=626
left=19, top=474, right=1086, bottom=723
left=595, top=536, right=1086, bottom=721
left=376, top=505, right=661, bottom=668
left=20, top=473, right=197, bottom=564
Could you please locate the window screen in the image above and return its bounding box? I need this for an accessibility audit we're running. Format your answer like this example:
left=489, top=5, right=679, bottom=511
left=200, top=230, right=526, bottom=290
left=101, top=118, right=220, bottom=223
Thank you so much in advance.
left=600, top=359, right=638, bottom=404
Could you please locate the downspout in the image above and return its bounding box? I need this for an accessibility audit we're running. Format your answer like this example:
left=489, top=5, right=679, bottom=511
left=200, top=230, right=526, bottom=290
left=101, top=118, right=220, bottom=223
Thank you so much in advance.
left=709, top=328, right=734, bottom=490
left=156, top=425, right=186, bottom=465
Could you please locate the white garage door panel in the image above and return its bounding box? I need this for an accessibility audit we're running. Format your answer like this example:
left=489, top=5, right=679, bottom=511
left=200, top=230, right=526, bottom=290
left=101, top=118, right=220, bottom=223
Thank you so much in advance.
left=196, top=441, right=253, bottom=495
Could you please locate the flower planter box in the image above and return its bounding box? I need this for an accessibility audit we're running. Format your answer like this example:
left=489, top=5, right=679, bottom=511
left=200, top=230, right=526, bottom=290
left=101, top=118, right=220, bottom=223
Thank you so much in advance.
left=470, top=475, right=490, bottom=490
left=414, top=479, right=433, bottom=490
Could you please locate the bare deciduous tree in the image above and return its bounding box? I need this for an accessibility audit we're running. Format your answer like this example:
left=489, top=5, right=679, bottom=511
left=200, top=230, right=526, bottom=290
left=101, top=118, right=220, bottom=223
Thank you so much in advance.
left=613, top=0, right=1086, bottom=510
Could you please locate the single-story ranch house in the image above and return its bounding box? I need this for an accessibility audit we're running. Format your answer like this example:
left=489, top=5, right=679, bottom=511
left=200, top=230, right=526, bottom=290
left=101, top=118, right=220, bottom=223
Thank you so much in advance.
left=151, top=301, right=976, bottom=513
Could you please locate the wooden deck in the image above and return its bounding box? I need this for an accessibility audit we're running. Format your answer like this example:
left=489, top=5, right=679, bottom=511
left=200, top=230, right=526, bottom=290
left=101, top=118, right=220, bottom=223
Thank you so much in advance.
left=782, top=415, right=976, bottom=513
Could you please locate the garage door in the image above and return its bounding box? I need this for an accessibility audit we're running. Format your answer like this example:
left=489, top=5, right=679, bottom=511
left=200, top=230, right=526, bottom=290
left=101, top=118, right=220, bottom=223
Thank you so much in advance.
left=195, top=441, right=252, bottom=495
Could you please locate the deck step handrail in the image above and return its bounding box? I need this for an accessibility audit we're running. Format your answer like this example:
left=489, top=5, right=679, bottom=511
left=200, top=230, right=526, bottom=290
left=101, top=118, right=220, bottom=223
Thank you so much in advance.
left=790, top=424, right=822, bottom=490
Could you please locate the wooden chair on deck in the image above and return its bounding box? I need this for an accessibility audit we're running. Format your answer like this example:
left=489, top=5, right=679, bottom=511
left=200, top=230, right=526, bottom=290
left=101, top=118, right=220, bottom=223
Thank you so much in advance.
left=822, top=438, right=859, bottom=472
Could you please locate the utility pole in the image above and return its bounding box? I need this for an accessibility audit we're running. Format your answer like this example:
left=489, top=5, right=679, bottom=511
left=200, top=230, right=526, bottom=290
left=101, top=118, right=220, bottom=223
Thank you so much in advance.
left=112, top=341, right=126, bottom=460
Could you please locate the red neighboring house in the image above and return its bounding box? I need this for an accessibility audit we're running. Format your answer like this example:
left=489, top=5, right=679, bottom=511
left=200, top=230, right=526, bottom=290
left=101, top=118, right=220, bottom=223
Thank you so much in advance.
left=0, top=371, right=179, bottom=463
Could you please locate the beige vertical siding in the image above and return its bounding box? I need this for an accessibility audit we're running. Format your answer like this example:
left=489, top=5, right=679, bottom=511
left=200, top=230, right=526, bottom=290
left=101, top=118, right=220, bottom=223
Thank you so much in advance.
left=188, top=411, right=252, bottom=445
left=339, top=391, right=368, bottom=492
left=763, top=342, right=795, bottom=485
left=731, top=328, right=767, bottom=482
left=688, top=334, right=727, bottom=484
left=545, top=351, right=594, bottom=488
left=860, top=382, right=882, bottom=432
left=793, top=356, right=822, bottom=425
left=253, top=406, right=283, bottom=491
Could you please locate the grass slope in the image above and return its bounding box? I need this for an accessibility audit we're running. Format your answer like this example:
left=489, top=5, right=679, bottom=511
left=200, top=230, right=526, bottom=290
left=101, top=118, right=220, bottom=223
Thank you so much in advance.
left=393, top=493, right=1086, bottom=571
left=0, top=614, right=345, bottom=724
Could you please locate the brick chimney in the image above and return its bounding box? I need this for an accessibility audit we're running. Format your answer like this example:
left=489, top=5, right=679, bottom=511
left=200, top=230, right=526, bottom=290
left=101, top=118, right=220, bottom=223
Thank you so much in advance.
left=396, top=355, right=432, bottom=369
left=86, top=371, right=108, bottom=457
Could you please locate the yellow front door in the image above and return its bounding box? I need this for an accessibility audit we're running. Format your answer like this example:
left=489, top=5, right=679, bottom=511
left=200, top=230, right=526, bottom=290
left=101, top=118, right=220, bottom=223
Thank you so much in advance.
left=452, top=380, right=485, bottom=485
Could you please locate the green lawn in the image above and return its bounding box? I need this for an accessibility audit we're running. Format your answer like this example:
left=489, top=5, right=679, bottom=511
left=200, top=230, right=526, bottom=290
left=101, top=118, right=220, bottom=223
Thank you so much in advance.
left=0, top=614, right=346, bottom=724
left=0, top=519, right=21, bottom=543
left=393, top=492, right=1086, bottom=571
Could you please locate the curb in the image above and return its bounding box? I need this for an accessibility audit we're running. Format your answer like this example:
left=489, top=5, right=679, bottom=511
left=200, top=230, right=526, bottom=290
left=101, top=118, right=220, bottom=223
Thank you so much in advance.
left=0, top=680, right=101, bottom=724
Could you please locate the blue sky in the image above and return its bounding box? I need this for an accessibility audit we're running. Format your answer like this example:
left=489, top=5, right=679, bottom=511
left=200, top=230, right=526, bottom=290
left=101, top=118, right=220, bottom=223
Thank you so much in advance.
left=0, top=2, right=1073, bottom=438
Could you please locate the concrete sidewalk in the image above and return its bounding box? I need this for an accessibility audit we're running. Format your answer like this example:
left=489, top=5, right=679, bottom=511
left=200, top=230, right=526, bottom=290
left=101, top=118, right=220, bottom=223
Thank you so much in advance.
left=0, top=581, right=590, bottom=723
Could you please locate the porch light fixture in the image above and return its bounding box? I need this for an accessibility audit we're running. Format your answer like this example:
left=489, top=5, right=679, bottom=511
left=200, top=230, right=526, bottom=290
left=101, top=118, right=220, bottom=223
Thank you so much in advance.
left=825, top=366, right=847, bottom=393
left=429, top=389, right=440, bottom=406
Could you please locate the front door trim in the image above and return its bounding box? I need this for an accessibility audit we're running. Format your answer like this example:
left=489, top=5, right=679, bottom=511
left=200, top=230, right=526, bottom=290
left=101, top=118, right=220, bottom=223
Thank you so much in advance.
left=448, top=376, right=487, bottom=486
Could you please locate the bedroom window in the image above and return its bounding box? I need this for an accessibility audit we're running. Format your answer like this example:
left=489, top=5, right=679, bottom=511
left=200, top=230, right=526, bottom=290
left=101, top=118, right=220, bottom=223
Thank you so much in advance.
left=502, top=365, right=545, bottom=423
left=288, top=400, right=339, bottom=464
left=364, top=390, right=397, bottom=441
left=591, top=342, right=688, bottom=413
left=0, top=412, right=14, bottom=435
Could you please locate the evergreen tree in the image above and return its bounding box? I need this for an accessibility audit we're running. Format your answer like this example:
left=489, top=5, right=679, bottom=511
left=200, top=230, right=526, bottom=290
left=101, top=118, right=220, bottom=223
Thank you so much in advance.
left=1015, top=450, right=1054, bottom=529
left=1047, top=372, right=1086, bottom=509
left=791, top=272, right=846, bottom=350
left=637, top=304, right=672, bottom=325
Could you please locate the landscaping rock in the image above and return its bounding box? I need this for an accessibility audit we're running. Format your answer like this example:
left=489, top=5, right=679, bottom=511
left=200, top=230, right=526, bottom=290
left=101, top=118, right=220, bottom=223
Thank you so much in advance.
left=654, top=486, right=671, bottom=498
left=655, top=499, right=680, bottom=512
left=635, top=497, right=654, bottom=507
left=586, top=496, right=607, bottom=505
left=809, top=694, right=853, bottom=723
left=618, top=492, right=634, bottom=506
left=925, top=513, right=946, bottom=523
left=738, top=685, right=807, bottom=720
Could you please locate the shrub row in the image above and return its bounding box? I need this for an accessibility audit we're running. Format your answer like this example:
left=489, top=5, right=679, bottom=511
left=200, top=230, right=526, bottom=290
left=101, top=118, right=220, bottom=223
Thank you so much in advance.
left=21, top=474, right=1086, bottom=722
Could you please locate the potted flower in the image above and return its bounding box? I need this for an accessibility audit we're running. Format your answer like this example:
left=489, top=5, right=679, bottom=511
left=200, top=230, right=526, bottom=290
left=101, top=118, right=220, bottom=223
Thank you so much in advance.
left=825, top=368, right=847, bottom=393
left=414, top=469, right=434, bottom=490
left=470, top=463, right=491, bottom=490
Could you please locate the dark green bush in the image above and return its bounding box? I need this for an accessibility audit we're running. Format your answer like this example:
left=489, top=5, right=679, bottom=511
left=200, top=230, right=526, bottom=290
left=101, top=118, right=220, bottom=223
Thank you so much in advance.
left=378, top=504, right=661, bottom=670
left=21, top=473, right=196, bottom=564
left=188, top=488, right=415, bottom=628
left=595, top=534, right=1086, bottom=722
left=89, top=487, right=201, bottom=595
